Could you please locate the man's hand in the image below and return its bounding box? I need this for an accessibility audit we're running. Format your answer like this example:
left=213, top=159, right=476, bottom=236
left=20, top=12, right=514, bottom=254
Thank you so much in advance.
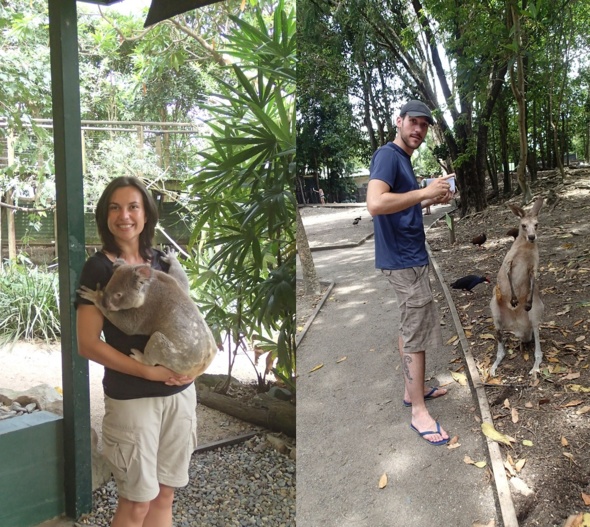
left=422, top=177, right=451, bottom=201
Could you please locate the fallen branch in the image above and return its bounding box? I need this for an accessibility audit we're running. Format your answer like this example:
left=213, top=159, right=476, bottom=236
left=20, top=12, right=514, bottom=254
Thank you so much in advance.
left=197, top=382, right=295, bottom=438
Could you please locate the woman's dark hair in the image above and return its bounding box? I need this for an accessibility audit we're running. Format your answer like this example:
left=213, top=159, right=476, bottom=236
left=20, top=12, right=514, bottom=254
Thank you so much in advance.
left=95, top=177, right=159, bottom=261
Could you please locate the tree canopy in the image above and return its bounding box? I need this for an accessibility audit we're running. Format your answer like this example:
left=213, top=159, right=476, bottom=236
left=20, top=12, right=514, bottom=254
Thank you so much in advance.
left=297, top=0, right=590, bottom=213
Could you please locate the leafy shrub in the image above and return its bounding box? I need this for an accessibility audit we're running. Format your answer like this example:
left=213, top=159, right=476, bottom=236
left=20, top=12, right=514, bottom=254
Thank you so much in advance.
left=0, top=258, right=60, bottom=343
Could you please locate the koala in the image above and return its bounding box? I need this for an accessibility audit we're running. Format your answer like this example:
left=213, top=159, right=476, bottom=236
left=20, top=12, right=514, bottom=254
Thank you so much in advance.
left=77, top=252, right=217, bottom=378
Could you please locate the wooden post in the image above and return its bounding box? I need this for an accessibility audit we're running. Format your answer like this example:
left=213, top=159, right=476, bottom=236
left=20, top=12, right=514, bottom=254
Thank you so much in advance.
left=48, top=0, right=92, bottom=518
left=448, top=213, right=456, bottom=244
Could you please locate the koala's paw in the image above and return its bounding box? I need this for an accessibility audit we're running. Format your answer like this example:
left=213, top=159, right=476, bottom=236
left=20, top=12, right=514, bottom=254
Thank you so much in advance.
left=161, top=246, right=179, bottom=265
left=129, top=349, right=148, bottom=365
left=77, top=284, right=101, bottom=304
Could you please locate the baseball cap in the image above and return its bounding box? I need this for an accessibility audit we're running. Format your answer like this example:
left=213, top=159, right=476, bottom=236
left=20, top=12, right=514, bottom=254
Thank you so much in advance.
left=400, top=100, right=434, bottom=125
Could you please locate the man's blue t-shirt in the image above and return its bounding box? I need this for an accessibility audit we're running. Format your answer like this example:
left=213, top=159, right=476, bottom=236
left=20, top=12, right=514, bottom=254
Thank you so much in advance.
left=369, top=142, right=429, bottom=270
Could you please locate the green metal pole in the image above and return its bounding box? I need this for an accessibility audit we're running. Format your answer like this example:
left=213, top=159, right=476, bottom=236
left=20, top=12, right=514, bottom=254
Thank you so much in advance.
left=48, top=0, right=92, bottom=518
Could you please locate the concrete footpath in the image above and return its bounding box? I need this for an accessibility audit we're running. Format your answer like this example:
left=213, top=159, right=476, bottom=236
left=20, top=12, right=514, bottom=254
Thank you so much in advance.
left=296, top=205, right=501, bottom=527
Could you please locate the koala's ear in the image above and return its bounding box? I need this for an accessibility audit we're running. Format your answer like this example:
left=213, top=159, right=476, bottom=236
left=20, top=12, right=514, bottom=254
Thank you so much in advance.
left=113, top=258, right=126, bottom=269
left=134, top=264, right=153, bottom=282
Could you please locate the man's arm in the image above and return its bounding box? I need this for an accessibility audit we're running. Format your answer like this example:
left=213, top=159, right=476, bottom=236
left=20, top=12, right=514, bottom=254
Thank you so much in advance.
left=367, top=177, right=452, bottom=216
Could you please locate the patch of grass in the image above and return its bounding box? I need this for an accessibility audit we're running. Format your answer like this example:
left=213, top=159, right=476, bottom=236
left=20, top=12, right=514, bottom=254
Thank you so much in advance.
left=0, top=259, right=60, bottom=343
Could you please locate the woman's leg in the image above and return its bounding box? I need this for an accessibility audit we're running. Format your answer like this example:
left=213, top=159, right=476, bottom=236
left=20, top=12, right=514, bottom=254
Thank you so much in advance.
left=143, top=484, right=175, bottom=527
left=111, top=497, right=150, bottom=527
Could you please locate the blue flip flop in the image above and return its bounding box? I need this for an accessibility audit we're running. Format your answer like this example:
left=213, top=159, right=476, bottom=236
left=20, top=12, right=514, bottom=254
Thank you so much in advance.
left=410, top=421, right=449, bottom=446
left=403, top=386, right=446, bottom=407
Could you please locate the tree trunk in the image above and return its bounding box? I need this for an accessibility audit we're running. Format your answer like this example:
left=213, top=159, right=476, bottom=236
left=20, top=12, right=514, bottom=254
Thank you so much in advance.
left=509, top=1, right=532, bottom=204
left=497, top=95, right=511, bottom=195
left=197, top=384, right=295, bottom=438
left=296, top=205, right=320, bottom=295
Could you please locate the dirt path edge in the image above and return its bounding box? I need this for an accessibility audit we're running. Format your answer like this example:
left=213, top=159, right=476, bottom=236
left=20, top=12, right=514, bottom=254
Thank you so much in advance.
left=428, top=240, right=519, bottom=527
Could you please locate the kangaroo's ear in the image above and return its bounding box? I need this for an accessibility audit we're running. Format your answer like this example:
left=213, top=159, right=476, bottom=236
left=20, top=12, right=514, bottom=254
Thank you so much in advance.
left=508, top=204, right=525, bottom=218
left=531, top=197, right=544, bottom=216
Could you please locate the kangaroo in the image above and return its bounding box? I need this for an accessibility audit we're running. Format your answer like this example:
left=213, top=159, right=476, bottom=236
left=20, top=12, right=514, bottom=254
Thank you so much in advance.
left=77, top=252, right=217, bottom=378
left=489, top=197, right=544, bottom=376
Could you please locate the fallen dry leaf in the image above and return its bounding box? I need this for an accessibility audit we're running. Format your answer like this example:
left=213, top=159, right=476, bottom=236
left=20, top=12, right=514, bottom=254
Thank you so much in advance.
left=515, top=458, right=526, bottom=472
left=563, top=372, right=581, bottom=380
left=480, top=333, right=495, bottom=340
left=523, top=440, right=533, bottom=447
left=576, top=335, right=586, bottom=342
left=576, top=405, right=590, bottom=415
left=451, top=371, right=468, bottom=386
left=567, top=384, right=590, bottom=393
left=583, top=492, right=590, bottom=506
left=309, top=363, right=324, bottom=373
left=563, top=512, right=590, bottom=527
left=562, top=436, right=569, bottom=447
left=464, top=455, right=487, bottom=468
left=447, top=435, right=461, bottom=449
left=336, top=356, right=347, bottom=363
left=563, top=452, right=576, bottom=463
left=481, top=422, right=515, bottom=446
left=378, top=473, right=388, bottom=489
left=504, top=460, right=516, bottom=476
left=563, top=399, right=584, bottom=408
left=525, top=401, right=533, bottom=408
left=446, top=335, right=458, bottom=345
left=511, top=407, right=519, bottom=424
left=503, top=398, right=511, bottom=409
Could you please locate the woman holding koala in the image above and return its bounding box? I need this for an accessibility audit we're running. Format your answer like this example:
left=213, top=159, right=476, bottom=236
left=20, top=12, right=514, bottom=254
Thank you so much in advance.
left=76, top=176, right=196, bottom=527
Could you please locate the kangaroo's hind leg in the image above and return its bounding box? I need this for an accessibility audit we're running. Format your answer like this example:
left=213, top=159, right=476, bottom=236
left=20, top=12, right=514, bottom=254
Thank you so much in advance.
left=529, top=326, right=542, bottom=375
left=490, top=329, right=507, bottom=377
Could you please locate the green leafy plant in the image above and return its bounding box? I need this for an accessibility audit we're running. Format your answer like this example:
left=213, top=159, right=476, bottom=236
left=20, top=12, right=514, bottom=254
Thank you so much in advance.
left=0, top=256, right=60, bottom=343
left=185, top=0, right=296, bottom=391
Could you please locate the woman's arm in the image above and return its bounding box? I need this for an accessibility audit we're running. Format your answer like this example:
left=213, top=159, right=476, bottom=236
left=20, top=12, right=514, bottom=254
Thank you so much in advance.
left=76, top=304, right=192, bottom=384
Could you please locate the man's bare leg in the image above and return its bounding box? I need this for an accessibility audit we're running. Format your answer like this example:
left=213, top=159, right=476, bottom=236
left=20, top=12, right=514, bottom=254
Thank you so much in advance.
left=399, top=335, right=448, bottom=442
left=398, top=335, right=447, bottom=403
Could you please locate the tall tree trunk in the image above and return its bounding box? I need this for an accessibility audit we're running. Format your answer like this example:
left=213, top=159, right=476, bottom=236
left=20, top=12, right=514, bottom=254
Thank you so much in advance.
left=509, top=1, right=532, bottom=204
left=296, top=206, right=320, bottom=295
left=549, top=91, right=564, bottom=180
left=497, top=97, right=511, bottom=196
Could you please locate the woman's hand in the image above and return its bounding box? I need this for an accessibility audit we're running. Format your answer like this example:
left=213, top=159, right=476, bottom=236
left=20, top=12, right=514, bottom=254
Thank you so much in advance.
left=144, top=364, right=196, bottom=385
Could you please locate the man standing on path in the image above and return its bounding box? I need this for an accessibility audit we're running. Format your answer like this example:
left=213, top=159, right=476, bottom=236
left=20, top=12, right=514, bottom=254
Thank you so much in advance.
left=366, top=100, right=454, bottom=446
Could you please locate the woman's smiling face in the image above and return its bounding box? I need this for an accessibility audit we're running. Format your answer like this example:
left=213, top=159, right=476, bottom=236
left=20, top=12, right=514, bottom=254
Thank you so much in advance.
left=106, top=186, right=147, bottom=245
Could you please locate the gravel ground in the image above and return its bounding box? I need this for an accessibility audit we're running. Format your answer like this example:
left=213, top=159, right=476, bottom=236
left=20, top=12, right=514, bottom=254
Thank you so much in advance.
left=77, top=435, right=295, bottom=527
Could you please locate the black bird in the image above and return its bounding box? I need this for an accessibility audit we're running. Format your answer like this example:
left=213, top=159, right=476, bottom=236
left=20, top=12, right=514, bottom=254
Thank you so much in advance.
left=471, top=232, right=487, bottom=249
left=450, top=275, right=490, bottom=292
left=352, top=216, right=361, bottom=226
left=506, top=227, right=519, bottom=239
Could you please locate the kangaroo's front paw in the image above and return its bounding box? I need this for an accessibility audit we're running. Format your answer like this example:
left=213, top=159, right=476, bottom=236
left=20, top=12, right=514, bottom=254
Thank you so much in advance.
left=524, top=302, right=532, bottom=311
left=510, top=297, right=519, bottom=308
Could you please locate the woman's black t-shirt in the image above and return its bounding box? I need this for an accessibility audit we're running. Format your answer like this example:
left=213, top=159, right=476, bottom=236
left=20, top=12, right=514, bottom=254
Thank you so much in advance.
left=75, top=249, right=190, bottom=400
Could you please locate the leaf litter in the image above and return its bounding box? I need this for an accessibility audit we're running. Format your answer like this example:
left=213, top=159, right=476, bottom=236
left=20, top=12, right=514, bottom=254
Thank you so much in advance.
left=427, top=168, right=590, bottom=527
